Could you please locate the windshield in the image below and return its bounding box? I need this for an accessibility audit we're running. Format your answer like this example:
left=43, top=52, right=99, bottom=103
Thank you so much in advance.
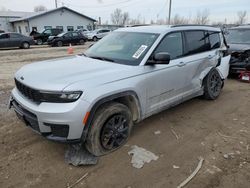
left=227, top=29, right=250, bottom=44
left=57, top=33, right=65, bottom=37
left=85, top=31, right=159, bottom=65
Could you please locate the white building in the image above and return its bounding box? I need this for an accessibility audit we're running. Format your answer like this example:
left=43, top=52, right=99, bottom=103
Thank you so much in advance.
left=0, top=7, right=96, bottom=35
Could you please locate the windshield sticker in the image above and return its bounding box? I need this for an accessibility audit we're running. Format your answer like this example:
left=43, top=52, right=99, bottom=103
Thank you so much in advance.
left=133, top=45, right=148, bottom=59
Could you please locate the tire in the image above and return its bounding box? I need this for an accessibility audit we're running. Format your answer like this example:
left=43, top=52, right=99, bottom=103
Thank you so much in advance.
left=79, top=39, right=85, bottom=45
left=85, top=102, right=133, bottom=156
left=93, top=36, right=98, bottom=42
left=57, top=41, right=63, bottom=47
left=21, top=42, right=30, bottom=49
left=203, top=68, right=223, bottom=100
left=36, top=39, right=43, bottom=45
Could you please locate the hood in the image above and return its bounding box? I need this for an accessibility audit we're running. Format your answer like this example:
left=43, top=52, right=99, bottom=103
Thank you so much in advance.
left=228, top=43, right=250, bottom=53
left=15, top=55, right=140, bottom=91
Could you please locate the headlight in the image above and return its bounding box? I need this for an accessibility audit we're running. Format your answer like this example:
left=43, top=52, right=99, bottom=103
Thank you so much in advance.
left=40, top=91, right=83, bottom=103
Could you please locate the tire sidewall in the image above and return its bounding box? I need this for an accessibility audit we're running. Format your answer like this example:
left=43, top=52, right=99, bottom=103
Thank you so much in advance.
left=86, top=103, right=133, bottom=156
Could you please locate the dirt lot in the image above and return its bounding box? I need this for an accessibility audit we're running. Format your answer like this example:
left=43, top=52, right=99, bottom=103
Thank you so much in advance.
left=0, top=45, right=249, bottom=188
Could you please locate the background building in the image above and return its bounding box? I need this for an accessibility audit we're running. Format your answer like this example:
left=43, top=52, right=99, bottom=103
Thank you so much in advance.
left=0, top=7, right=96, bottom=35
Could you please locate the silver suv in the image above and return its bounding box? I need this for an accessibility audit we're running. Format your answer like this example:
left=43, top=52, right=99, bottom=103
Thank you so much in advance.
left=9, top=25, right=230, bottom=156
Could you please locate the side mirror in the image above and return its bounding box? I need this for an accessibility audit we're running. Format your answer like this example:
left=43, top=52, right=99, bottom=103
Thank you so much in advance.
left=152, top=52, right=170, bottom=64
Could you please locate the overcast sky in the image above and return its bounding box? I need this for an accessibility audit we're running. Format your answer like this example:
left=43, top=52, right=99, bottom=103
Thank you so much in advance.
left=0, top=0, right=249, bottom=24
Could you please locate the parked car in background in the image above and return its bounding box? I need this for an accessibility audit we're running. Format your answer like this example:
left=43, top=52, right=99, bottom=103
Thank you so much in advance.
left=33, top=28, right=62, bottom=45
left=10, top=25, right=230, bottom=156
left=0, top=32, right=34, bottom=49
left=226, top=25, right=250, bottom=74
left=47, top=31, right=87, bottom=47
left=85, top=29, right=111, bottom=41
left=0, top=30, right=4, bottom=33
left=75, top=28, right=89, bottom=36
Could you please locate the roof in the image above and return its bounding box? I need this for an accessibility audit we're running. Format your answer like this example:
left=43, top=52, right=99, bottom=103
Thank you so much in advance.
left=117, top=25, right=220, bottom=34
left=230, top=25, right=250, bottom=30
left=10, top=6, right=96, bottom=22
left=0, top=11, right=34, bottom=18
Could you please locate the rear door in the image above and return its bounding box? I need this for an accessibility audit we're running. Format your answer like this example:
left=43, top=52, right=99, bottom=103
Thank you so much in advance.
left=181, top=30, right=216, bottom=92
left=71, top=32, right=80, bottom=44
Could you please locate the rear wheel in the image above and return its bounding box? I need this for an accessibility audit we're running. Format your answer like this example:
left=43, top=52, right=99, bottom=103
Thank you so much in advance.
left=57, top=41, right=63, bottom=47
left=85, top=102, right=133, bottom=156
left=21, top=42, right=30, bottom=49
left=203, top=68, right=223, bottom=100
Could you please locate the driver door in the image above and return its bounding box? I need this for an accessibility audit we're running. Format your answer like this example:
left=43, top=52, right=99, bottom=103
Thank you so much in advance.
left=144, top=32, right=190, bottom=115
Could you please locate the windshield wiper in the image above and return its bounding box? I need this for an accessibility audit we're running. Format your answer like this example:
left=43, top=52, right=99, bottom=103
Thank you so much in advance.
left=89, top=56, right=115, bottom=62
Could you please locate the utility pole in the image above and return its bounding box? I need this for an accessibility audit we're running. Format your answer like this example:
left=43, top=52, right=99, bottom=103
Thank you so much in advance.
left=55, top=0, right=58, bottom=8
left=168, top=0, right=172, bottom=24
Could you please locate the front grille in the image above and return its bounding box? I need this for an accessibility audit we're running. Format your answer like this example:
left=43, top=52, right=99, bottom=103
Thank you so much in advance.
left=15, top=79, right=41, bottom=103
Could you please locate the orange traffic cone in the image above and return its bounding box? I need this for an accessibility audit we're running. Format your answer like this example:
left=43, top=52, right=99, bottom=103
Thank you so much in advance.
left=67, top=44, right=74, bottom=54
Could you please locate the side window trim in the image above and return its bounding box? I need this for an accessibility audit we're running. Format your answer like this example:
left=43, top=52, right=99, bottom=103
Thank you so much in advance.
left=148, top=31, right=185, bottom=61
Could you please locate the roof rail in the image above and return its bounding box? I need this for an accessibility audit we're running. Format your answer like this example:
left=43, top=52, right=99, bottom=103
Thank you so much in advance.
left=171, top=24, right=217, bottom=28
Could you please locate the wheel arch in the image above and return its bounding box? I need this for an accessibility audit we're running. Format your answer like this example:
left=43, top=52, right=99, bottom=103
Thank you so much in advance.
left=81, top=90, right=142, bottom=142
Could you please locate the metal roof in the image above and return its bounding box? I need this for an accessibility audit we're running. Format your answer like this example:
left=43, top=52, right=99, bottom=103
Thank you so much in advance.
left=117, top=25, right=220, bottom=34
left=0, top=11, right=34, bottom=18
left=9, top=6, right=96, bottom=22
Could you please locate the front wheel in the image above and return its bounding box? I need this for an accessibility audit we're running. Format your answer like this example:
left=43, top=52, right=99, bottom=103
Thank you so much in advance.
left=85, top=102, right=133, bottom=156
left=93, top=36, right=98, bottom=42
left=79, top=39, right=85, bottom=45
left=57, top=41, right=63, bottom=47
left=203, top=68, right=223, bottom=100
left=36, top=39, right=43, bottom=45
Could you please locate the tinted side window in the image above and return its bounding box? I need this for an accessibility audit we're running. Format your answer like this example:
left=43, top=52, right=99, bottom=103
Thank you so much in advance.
left=184, top=31, right=210, bottom=55
left=208, top=32, right=221, bottom=49
left=154, top=32, right=183, bottom=60
left=0, top=34, right=9, bottom=39
left=64, top=33, right=72, bottom=37
left=72, top=32, right=79, bottom=37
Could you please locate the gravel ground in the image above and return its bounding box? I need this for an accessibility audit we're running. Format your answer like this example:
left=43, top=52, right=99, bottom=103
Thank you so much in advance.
left=0, top=45, right=249, bottom=188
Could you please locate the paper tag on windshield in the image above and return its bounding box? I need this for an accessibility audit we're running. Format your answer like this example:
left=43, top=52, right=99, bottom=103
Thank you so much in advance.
left=133, top=45, right=148, bottom=59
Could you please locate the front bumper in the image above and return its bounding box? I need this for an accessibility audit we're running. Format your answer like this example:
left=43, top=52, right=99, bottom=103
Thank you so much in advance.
left=9, top=88, right=90, bottom=143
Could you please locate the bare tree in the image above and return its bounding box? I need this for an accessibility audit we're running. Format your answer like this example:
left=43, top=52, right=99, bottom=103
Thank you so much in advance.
left=171, top=14, right=189, bottom=25
left=34, top=5, right=47, bottom=12
left=111, top=8, right=129, bottom=25
left=194, top=9, right=210, bottom=25
left=237, top=11, right=247, bottom=25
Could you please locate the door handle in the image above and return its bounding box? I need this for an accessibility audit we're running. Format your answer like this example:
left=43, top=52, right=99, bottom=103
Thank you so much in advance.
left=177, top=62, right=186, bottom=67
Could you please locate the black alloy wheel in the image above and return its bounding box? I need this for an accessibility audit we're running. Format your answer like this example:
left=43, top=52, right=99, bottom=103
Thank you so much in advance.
left=100, top=114, right=129, bottom=150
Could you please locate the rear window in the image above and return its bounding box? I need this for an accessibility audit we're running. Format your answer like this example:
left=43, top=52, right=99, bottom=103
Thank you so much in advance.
left=184, top=31, right=210, bottom=55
